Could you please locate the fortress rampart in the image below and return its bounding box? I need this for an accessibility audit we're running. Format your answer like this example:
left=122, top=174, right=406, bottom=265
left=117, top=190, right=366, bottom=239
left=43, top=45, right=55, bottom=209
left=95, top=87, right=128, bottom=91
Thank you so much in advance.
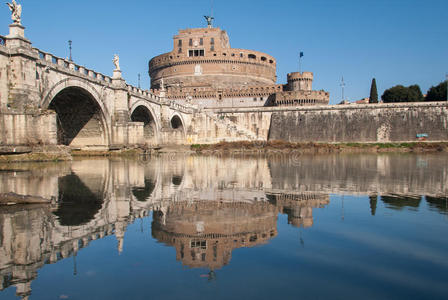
left=149, top=49, right=276, bottom=90
left=267, top=102, right=448, bottom=143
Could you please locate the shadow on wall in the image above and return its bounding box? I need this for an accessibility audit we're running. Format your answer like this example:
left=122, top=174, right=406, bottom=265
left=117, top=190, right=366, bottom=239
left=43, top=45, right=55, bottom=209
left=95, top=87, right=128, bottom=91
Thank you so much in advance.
left=49, top=87, right=106, bottom=147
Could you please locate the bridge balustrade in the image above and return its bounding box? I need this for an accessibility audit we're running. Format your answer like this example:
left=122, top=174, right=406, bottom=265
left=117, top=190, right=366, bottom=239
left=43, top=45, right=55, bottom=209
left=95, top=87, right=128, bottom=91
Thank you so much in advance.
left=33, top=47, right=113, bottom=84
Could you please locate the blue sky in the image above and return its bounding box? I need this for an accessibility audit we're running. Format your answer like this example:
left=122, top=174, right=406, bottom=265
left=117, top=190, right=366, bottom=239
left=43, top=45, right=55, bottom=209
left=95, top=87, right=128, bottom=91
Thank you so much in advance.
left=1, top=0, right=447, bottom=104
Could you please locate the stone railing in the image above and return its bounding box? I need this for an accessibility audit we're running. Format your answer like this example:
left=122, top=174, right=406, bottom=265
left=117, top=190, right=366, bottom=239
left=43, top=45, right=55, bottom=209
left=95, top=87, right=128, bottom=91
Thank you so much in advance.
left=169, top=101, right=196, bottom=114
left=126, top=84, right=162, bottom=102
left=33, top=48, right=113, bottom=84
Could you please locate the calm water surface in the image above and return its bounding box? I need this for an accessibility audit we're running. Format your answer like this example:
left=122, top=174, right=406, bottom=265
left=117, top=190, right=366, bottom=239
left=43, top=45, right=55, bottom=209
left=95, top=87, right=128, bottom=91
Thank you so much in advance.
left=0, top=153, right=447, bottom=300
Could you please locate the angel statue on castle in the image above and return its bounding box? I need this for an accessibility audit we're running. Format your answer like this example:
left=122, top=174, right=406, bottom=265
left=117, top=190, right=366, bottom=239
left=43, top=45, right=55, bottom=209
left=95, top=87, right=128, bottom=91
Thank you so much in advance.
left=6, top=0, right=22, bottom=24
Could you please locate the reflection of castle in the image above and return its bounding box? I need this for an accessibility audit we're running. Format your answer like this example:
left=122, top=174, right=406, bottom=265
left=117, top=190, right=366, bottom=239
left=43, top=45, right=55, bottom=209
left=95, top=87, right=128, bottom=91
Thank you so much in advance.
left=267, top=193, right=330, bottom=228
left=150, top=192, right=331, bottom=271
left=152, top=200, right=278, bottom=270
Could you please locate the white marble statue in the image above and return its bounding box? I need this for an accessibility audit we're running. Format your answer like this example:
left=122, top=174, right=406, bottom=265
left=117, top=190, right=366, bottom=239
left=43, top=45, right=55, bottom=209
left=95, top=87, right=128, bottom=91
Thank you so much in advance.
left=113, top=54, right=120, bottom=70
left=6, top=0, right=21, bottom=24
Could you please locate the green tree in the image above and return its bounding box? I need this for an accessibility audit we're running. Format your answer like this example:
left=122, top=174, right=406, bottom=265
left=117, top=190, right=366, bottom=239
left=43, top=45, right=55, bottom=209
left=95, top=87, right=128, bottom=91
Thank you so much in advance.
left=381, top=84, right=423, bottom=103
left=369, top=78, right=378, bottom=103
left=426, top=81, right=447, bottom=101
left=408, top=85, right=424, bottom=102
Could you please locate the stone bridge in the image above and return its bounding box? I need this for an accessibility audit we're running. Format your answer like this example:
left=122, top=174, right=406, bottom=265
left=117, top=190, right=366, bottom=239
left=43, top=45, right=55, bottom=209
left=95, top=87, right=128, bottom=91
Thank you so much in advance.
left=1, top=23, right=257, bottom=150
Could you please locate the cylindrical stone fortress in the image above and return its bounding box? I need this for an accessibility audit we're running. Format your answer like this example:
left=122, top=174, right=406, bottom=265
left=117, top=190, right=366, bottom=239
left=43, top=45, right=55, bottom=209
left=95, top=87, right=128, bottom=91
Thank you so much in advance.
left=149, top=27, right=277, bottom=90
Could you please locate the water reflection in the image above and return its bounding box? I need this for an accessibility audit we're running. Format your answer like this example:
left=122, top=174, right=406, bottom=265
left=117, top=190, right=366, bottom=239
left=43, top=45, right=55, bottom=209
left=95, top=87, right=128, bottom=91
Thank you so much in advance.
left=425, top=196, right=448, bottom=215
left=54, top=174, right=104, bottom=226
left=152, top=200, right=278, bottom=271
left=0, top=153, right=447, bottom=299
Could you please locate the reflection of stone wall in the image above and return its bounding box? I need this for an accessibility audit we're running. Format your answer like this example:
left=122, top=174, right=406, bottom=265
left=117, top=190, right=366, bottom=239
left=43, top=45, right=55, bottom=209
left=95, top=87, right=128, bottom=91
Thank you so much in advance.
left=152, top=201, right=277, bottom=270
left=268, top=153, right=448, bottom=197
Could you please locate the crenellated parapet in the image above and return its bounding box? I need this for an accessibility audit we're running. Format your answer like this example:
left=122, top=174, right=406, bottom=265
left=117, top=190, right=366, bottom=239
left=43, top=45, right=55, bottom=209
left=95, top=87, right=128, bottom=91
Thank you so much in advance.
left=287, top=72, right=314, bottom=91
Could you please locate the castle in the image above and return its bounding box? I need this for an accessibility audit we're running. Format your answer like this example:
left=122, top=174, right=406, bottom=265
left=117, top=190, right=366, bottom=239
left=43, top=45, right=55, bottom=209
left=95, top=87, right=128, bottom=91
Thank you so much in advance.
left=148, top=19, right=330, bottom=109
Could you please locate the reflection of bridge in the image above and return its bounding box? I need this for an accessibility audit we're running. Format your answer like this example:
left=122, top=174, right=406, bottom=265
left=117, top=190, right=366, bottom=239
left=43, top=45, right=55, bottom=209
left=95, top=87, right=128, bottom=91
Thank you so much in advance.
left=0, top=156, right=330, bottom=299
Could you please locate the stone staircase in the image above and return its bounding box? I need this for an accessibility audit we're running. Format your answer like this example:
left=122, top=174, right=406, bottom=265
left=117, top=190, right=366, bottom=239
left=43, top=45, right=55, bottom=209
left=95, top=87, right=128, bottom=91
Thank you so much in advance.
left=203, top=112, right=262, bottom=142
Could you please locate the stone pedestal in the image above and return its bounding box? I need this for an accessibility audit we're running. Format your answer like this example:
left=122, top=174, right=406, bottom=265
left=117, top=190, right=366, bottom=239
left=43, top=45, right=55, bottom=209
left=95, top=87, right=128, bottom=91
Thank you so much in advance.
left=112, top=69, right=126, bottom=89
left=6, top=23, right=31, bottom=49
left=113, top=69, right=122, bottom=79
left=8, top=23, right=25, bottom=38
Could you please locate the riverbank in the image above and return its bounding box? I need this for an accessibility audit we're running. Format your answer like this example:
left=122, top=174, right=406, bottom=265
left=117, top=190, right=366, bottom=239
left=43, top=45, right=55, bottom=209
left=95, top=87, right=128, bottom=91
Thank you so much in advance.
left=0, top=141, right=447, bottom=162
left=0, top=145, right=72, bottom=163
left=189, top=141, right=448, bottom=154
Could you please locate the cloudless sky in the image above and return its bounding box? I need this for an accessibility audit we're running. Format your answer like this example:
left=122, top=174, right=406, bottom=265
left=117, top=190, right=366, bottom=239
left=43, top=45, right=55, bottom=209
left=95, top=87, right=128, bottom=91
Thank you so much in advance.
left=1, top=0, right=447, bottom=104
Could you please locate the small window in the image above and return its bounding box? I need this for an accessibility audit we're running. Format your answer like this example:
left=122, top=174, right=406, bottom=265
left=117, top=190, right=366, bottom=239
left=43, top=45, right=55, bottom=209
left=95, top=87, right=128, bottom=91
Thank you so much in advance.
left=178, top=39, right=182, bottom=47
left=240, top=53, right=244, bottom=58
left=191, top=240, right=207, bottom=249
left=248, top=54, right=256, bottom=59
left=200, top=49, right=204, bottom=56
left=261, top=56, right=267, bottom=61
left=222, top=53, right=227, bottom=56
left=189, top=39, right=192, bottom=46
left=231, top=53, right=235, bottom=57
left=210, top=38, right=215, bottom=45
left=178, top=48, right=182, bottom=54
left=210, top=45, right=215, bottom=51
left=269, top=59, right=274, bottom=64
left=253, top=97, right=257, bottom=101
left=200, top=38, right=203, bottom=45
left=189, top=50, right=193, bottom=57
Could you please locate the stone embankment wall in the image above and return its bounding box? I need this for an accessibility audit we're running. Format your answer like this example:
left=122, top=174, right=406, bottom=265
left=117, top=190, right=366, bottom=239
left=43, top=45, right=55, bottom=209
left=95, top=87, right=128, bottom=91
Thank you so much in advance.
left=268, top=102, right=448, bottom=143
left=0, top=111, right=56, bottom=146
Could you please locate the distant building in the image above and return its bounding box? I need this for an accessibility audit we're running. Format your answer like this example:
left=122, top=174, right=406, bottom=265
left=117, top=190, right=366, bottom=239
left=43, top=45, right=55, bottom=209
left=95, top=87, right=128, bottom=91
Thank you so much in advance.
left=355, top=97, right=370, bottom=104
left=148, top=21, right=329, bottom=109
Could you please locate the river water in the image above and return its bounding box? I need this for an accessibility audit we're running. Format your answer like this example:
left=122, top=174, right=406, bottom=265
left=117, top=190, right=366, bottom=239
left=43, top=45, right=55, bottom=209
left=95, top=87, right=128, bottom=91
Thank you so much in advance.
left=0, top=153, right=447, bottom=300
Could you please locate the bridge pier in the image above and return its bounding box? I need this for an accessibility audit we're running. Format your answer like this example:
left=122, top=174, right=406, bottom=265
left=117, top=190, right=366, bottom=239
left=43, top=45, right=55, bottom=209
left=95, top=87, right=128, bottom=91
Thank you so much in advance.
left=110, top=70, right=144, bottom=149
left=3, top=24, right=40, bottom=112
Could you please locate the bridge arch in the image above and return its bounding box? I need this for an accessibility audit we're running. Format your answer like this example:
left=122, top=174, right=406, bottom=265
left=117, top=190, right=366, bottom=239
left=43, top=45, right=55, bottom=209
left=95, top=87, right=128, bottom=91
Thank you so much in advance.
left=166, top=113, right=186, bottom=145
left=130, top=101, right=160, bottom=146
left=42, top=78, right=110, bottom=148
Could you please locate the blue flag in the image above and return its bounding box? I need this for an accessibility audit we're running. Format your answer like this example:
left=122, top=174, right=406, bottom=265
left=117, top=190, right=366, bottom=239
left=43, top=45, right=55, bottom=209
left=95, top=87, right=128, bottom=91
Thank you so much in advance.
left=300, top=52, right=304, bottom=58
